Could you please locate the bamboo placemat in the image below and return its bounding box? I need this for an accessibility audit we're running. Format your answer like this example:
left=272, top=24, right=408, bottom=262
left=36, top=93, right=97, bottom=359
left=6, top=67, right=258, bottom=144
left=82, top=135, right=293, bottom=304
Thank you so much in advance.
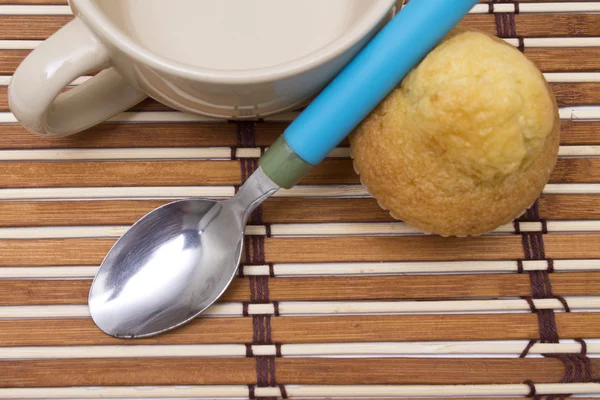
left=1, top=0, right=600, bottom=399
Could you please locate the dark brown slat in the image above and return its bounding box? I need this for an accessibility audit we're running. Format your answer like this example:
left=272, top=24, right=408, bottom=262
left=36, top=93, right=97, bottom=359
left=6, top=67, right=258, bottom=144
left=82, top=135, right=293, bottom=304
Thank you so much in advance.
left=0, top=49, right=29, bottom=74
left=74, top=82, right=600, bottom=113
left=262, top=236, right=525, bottom=263
left=0, top=15, right=69, bottom=39
left=3, top=272, right=598, bottom=305
left=0, top=238, right=115, bottom=266
left=546, top=233, right=600, bottom=259
left=262, top=234, right=600, bottom=263
left=271, top=313, right=600, bottom=343
left=276, top=358, right=600, bottom=385
left=4, top=82, right=600, bottom=112
left=0, top=160, right=241, bottom=187
left=3, top=234, right=599, bottom=266
left=0, top=157, right=595, bottom=188
left=551, top=158, right=600, bottom=183
left=538, top=194, right=600, bottom=220
left=0, top=123, right=240, bottom=149
left=525, top=48, right=600, bottom=72
left=0, top=358, right=256, bottom=387
left=0, top=159, right=356, bottom=187
left=4, top=358, right=599, bottom=387
left=0, top=88, right=168, bottom=112
left=0, top=195, right=598, bottom=228
left=262, top=272, right=600, bottom=302
left=1, top=313, right=599, bottom=346
left=0, top=198, right=390, bottom=227
left=0, top=318, right=252, bottom=346
left=551, top=82, right=600, bottom=107
left=0, top=120, right=597, bottom=150
left=0, top=200, right=172, bottom=227
left=459, top=14, right=600, bottom=37
left=559, top=121, right=600, bottom=145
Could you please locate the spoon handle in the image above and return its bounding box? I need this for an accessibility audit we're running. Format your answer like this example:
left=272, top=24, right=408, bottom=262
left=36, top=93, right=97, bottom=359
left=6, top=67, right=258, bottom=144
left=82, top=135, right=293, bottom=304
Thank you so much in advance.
left=259, top=0, right=478, bottom=188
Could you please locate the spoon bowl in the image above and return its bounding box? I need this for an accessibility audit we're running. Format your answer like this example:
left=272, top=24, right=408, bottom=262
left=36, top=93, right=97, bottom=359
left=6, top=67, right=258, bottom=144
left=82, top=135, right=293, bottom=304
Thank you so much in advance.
left=89, top=168, right=278, bottom=338
left=89, top=199, right=241, bottom=337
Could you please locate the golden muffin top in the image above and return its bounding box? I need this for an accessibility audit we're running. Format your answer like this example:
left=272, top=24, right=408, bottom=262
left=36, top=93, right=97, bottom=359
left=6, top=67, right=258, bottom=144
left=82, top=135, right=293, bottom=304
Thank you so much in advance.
left=391, top=30, right=555, bottom=182
left=350, top=29, right=560, bottom=236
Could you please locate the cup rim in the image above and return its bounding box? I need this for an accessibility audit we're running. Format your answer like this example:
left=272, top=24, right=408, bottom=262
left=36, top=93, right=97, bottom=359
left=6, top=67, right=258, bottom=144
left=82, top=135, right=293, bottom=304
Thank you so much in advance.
left=71, top=0, right=396, bottom=84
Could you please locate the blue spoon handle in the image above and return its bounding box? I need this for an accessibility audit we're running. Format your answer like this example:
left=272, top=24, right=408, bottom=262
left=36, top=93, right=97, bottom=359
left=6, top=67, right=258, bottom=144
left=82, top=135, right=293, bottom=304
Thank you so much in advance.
left=260, top=0, right=479, bottom=188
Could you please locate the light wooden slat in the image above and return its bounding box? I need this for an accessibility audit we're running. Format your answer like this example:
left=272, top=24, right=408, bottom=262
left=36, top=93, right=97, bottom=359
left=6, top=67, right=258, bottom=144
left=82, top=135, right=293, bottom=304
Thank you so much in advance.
left=1, top=313, right=599, bottom=346
left=0, top=340, right=599, bottom=359
left=3, top=297, right=600, bottom=318
left=0, top=142, right=595, bottom=161
left=2, top=259, right=599, bottom=279
left=0, top=185, right=236, bottom=200
left=5, top=235, right=600, bottom=266
left=0, top=183, right=596, bottom=200
left=0, top=195, right=597, bottom=227
left=0, top=384, right=598, bottom=400
left=1, top=272, right=597, bottom=305
left=0, top=158, right=596, bottom=188
left=1, top=357, right=598, bottom=387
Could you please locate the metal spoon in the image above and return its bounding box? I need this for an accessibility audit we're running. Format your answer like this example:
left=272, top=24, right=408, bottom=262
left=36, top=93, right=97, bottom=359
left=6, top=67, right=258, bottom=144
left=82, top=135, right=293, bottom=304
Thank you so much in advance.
left=89, top=0, right=478, bottom=338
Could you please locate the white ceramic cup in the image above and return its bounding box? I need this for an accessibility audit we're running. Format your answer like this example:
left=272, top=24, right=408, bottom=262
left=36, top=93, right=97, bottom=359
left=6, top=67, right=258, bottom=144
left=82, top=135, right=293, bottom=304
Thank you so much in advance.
left=9, top=0, right=396, bottom=137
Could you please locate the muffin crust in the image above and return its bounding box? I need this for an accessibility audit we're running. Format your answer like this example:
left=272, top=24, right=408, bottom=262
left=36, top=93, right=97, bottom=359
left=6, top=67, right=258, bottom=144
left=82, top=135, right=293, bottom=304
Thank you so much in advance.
left=350, top=29, right=560, bottom=236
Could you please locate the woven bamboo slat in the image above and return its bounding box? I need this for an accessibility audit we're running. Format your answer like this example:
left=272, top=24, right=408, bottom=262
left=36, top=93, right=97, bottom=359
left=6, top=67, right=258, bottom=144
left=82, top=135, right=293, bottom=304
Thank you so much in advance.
left=1, top=357, right=599, bottom=387
left=0, top=194, right=597, bottom=227
left=0, top=157, right=596, bottom=187
left=0, top=121, right=598, bottom=149
left=1, top=272, right=599, bottom=305
left=1, top=313, right=599, bottom=346
left=1, top=234, right=600, bottom=266
left=2, top=81, right=600, bottom=111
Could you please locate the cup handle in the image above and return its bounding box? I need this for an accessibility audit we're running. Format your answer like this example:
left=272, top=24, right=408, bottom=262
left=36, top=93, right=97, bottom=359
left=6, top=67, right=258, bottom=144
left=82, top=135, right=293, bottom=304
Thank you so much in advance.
left=8, top=17, right=147, bottom=137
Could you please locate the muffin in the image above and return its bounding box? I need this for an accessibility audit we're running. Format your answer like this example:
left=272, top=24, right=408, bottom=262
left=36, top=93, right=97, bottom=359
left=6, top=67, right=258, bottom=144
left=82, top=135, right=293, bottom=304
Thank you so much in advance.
left=350, top=29, right=560, bottom=237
